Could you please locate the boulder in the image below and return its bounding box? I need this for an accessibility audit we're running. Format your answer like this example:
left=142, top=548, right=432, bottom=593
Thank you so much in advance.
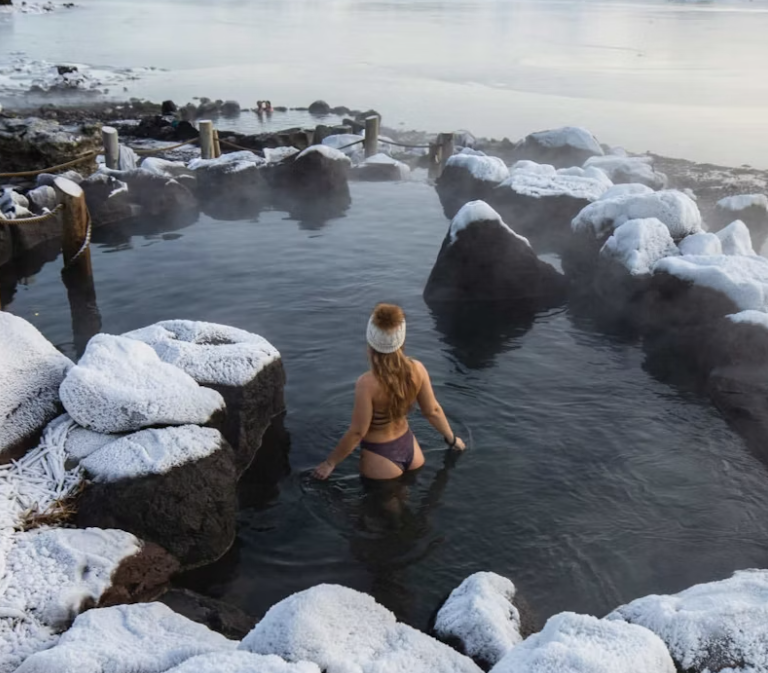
left=434, top=572, right=534, bottom=669
left=679, top=231, right=723, bottom=256
left=583, top=155, right=667, bottom=190
left=25, top=185, right=57, bottom=214
left=59, top=334, right=225, bottom=434
left=76, top=425, right=238, bottom=567
left=713, top=194, right=768, bottom=253
left=308, top=100, right=332, bottom=115
left=0, top=313, right=73, bottom=461
left=263, top=146, right=300, bottom=164
left=509, top=126, right=604, bottom=169
left=221, top=100, right=241, bottom=116
left=122, top=320, right=285, bottom=472
left=716, top=219, right=756, bottom=256
left=2, top=187, right=63, bottom=253
left=436, top=152, right=510, bottom=219
left=161, top=100, right=178, bottom=115
left=490, top=612, right=675, bottom=673
left=0, top=117, right=100, bottom=174
left=488, top=161, right=612, bottom=251
left=98, top=167, right=198, bottom=218
left=80, top=172, right=137, bottom=226
left=239, top=584, right=482, bottom=673
left=423, top=200, right=567, bottom=305
left=165, top=652, right=321, bottom=673
left=608, top=569, right=768, bottom=673
left=15, top=602, right=236, bottom=673
left=350, top=153, right=410, bottom=182
left=159, top=589, right=256, bottom=640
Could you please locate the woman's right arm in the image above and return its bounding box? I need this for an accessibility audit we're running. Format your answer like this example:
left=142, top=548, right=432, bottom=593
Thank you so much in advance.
left=415, top=361, right=466, bottom=450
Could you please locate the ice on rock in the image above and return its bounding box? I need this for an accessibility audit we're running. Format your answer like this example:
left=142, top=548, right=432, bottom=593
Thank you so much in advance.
left=727, top=309, right=768, bottom=330
left=189, top=150, right=265, bottom=173
left=59, top=334, right=225, bottom=433
left=122, top=319, right=281, bottom=387
left=239, top=584, right=482, bottom=673
left=583, top=155, right=667, bottom=189
left=653, top=254, right=768, bottom=312
left=165, top=651, right=321, bottom=673
left=607, top=569, right=768, bottom=673
left=498, top=161, right=612, bottom=201
left=434, top=572, right=523, bottom=666
left=490, top=612, right=675, bottom=673
left=572, top=189, right=702, bottom=240
left=445, top=153, right=510, bottom=184
left=297, top=145, right=351, bottom=164
left=600, top=218, right=679, bottom=276
left=449, top=201, right=530, bottom=247
left=63, top=421, right=118, bottom=462
left=716, top=220, right=756, bottom=256
left=80, top=425, right=226, bottom=482
left=264, top=146, right=300, bottom=163
left=599, top=184, right=654, bottom=200
left=717, top=194, right=768, bottom=213
left=0, top=313, right=73, bottom=458
left=678, top=232, right=723, bottom=257
left=16, top=602, right=236, bottom=673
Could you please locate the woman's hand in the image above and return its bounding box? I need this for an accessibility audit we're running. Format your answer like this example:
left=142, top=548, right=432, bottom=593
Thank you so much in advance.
left=313, top=459, right=335, bottom=480
left=451, top=436, right=467, bottom=451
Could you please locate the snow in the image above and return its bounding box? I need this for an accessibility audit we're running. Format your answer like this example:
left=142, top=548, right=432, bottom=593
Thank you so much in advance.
left=63, top=421, right=117, bottom=462
left=434, top=572, right=522, bottom=666
left=26, top=186, right=57, bottom=213
left=188, top=150, right=264, bottom=173
left=361, top=153, right=411, bottom=179
left=297, top=145, right=351, bottom=164
left=80, top=425, right=225, bottom=483
left=600, top=184, right=654, bottom=200
left=59, top=334, right=225, bottom=434
left=717, top=220, right=756, bottom=256
left=264, top=147, right=300, bottom=163
left=15, top=602, right=236, bottom=673
left=240, top=584, right=481, bottom=673
left=498, top=162, right=612, bottom=201
left=445, top=153, right=509, bottom=184
left=572, top=190, right=702, bottom=240
left=117, top=145, right=138, bottom=171
left=607, top=569, right=768, bottom=673
left=0, top=415, right=83, bottom=531
left=653, top=254, right=768, bottom=312
left=165, top=651, right=321, bottom=673
left=727, top=310, right=768, bottom=330
left=583, top=155, right=667, bottom=189
left=321, top=134, right=364, bottom=163
left=524, top=127, right=603, bottom=154
left=449, top=200, right=530, bottom=247
left=0, top=313, right=73, bottom=459
left=0, top=189, right=32, bottom=219
left=678, top=232, right=722, bottom=257
left=600, top=218, right=679, bottom=276
left=1, top=527, right=140, bottom=673
left=717, top=194, right=768, bottom=212
left=490, top=612, right=675, bottom=673
left=122, top=319, right=281, bottom=387
left=140, top=157, right=191, bottom=178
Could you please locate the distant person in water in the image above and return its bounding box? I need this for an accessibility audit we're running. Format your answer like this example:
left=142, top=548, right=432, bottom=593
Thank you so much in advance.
left=313, top=304, right=466, bottom=481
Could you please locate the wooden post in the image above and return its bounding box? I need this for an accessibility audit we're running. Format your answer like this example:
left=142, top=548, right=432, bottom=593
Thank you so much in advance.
left=53, top=177, right=89, bottom=267
left=102, top=126, right=119, bottom=170
left=213, top=130, right=222, bottom=158
left=438, top=132, right=455, bottom=177
left=199, top=120, right=215, bottom=160
left=364, top=115, right=380, bottom=158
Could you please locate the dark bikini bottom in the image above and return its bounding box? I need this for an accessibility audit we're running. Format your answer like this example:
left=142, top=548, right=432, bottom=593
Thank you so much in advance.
left=360, top=429, right=415, bottom=473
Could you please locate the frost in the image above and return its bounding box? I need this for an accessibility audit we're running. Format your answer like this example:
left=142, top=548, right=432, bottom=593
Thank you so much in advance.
left=583, top=156, right=667, bottom=189
left=165, top=651, right=321, bottom=673
left=449, top=200, right=530, bottom=247
left=434, top=572, right=522, bottom=666
left=717, top=194, right=768, bottom=212
left=59, top=334, right=224, bottom=434
left=599, top=184, right=654, bottom=200
left=716, top=220, right=756, bottom=256
left=600, top=218, right=679, bottom=276
left=445, top=153, right=509, bottom=184
left=264, top=147, right=300, bottom=163
left=123, top=320, right=280, bottom=387
left=297, top=145, right=351, bottom=164
left=498, top=161, right=611, bottom=201
left=678, top=232, right=722, bottom=257
left=188, top=151, right=264, bottom=173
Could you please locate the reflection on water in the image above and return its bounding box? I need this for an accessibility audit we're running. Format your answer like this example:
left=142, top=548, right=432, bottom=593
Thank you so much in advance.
left=3, top=180, right=768, bottom=630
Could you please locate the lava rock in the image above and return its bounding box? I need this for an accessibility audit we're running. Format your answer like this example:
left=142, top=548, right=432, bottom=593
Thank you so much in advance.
left=435, top=152, right=510, bottom=219
left=161, top=100, right=178, bottom=115
left=159, top=589, right=256, bottom=640
left=308, top=100, right=332, bottom=115
left=99, top=541, right=180, bottom=607
left=80, top=172, right=137, bottom=226
left=221, top=100, right=241, bottom=116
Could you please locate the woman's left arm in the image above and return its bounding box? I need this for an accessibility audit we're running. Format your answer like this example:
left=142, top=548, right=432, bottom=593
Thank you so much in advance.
left=313, top=377, right=373, bottom=480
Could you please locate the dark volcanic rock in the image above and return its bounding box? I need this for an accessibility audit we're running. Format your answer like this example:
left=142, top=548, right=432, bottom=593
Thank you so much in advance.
left=161, top=100, right=178, bottom=115
left=76, top=428, right=239, bottom=568
left=308, top=100, right=332, bottom=115
left=81, top=172, right=136, bottom=226
left=159, top=589, right=256, bottom=640
left=435, top=153, right=509, bottom=219
left=190, top=151, right=268, bottom=220
left=98, top=541, right=180, bottom=607
left=424, top=200, right=566, bottom=305
left=221, top=100, right=241, bottom=116
left=509, top=126, right=604, bottom=169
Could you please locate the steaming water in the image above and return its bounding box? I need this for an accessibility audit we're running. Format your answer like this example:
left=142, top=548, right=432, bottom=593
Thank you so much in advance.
left=2, top=0, right=768, bottom=166
left=4, top=180, right=768, bottom=628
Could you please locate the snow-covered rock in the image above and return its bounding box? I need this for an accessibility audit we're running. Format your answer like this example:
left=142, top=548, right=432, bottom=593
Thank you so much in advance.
left=321, top=133, right=365, bottom=164
left=122, top=320, right=285, bottom=468
left=679, top=232, right=723, bottom=257
left=239, top=584, right=482, bottom=673
left=25, top=185, right=57, bottom=214
left=490, top=612, right=675, bottom=673
left=436, top=152, right=510, bottom=219
left=423, top=200, right=566, bottom=304
left=600, top=218, right=679, bottom=276
left=0, top=313, right=73, bottom=460
left=583, top=155, right=667, bottom=190
left=728, top=309, right=768, bottom=330
left=15, top=602, right=236, bottom=673
left=190, top=150, right=267, bottom=219
left=716, top=220, right=756, bottom=256
left=500, top=161, right=612, bottom=201
left=189, top=150, right=265, bottom=173
left=599, top=183, right=654, bottom=200
left=434, top=572, right=524, bottom=667
left=264, top=146, right=300, bottom=164
left=140, top=157, right=194, bottom=179
left=511, top=127, right=604, bottom=169
left=572, top=190, right=702, bottom=241
left=296, top=145, right=351, bottom=164
left=350, top=153, right=411, bottom=182
left=165, top=651, right=321, bottom=673
left=713, top=194, right=768, bottom=253
left=59, top=334, right=225, bottom=434
left=608, top=569, right=768, bottom=673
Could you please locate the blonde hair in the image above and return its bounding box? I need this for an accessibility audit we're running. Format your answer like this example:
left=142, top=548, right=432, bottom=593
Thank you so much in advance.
left=368, top=304, right=417, bottom=419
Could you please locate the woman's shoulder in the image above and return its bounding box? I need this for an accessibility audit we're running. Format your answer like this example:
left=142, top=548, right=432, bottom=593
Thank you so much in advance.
left=409, top=358, right=427, bottom=379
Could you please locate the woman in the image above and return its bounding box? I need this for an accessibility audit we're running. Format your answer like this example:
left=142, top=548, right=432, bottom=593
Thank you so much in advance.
left=313, top=304, right=466, bottom=481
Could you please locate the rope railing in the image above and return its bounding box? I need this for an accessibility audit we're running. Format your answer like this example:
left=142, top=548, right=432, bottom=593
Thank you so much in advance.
left=378, top=137, right=432, bottom=150
left=0, top=153, right=99, bottom=180
left=219, top=137, right=261, bottom=153
left=64, top=210, right=92, bottom=268
left=0, top=204, right=64, bottom=225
